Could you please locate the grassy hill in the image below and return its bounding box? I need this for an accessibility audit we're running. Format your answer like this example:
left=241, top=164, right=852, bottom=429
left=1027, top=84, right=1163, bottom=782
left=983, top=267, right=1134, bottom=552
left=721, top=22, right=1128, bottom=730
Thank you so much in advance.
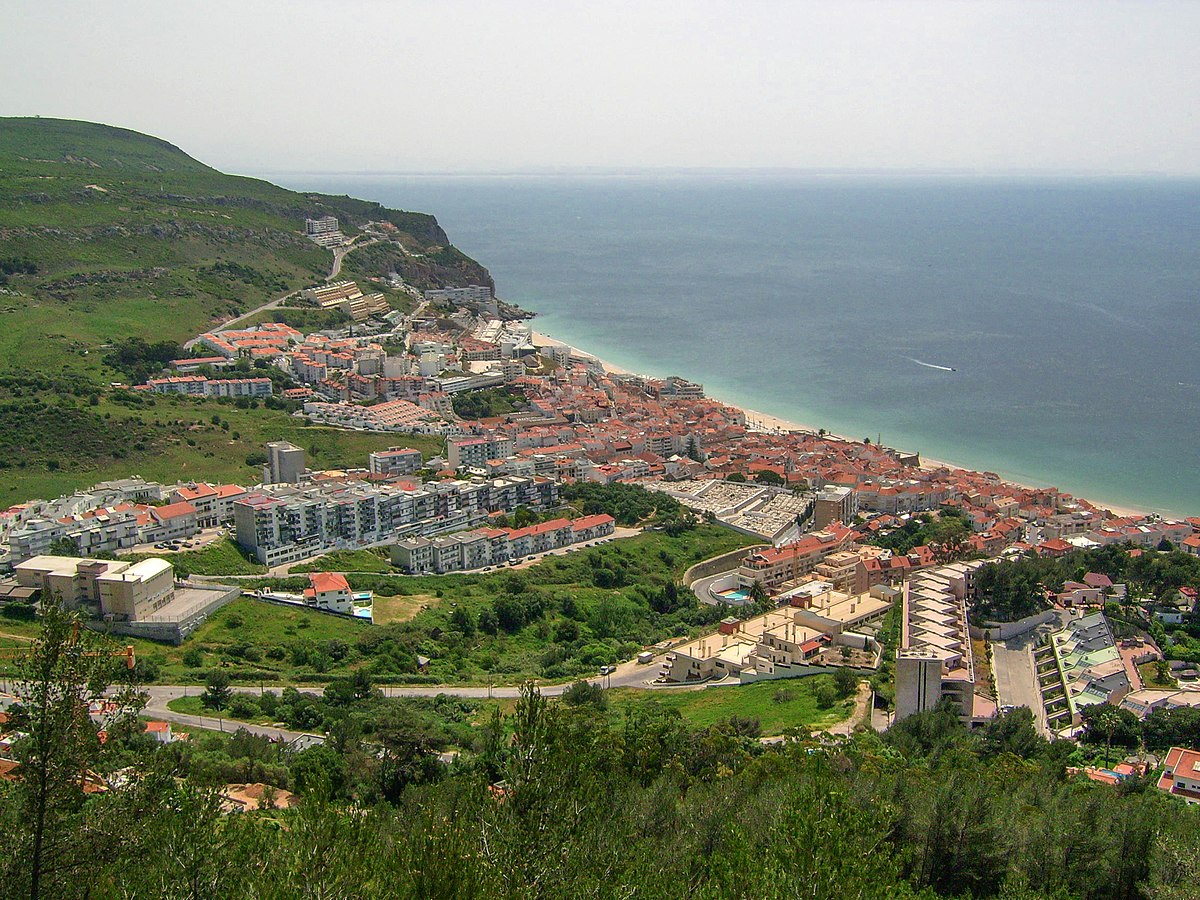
left=0, top=117, right=492, bottom=378
left=0, top=117, right=491, bottom=503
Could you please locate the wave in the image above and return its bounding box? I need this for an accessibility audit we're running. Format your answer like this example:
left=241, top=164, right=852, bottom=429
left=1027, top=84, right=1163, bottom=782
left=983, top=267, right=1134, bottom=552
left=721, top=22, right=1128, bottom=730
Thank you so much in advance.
left=904, top=356, right=956, bottom=372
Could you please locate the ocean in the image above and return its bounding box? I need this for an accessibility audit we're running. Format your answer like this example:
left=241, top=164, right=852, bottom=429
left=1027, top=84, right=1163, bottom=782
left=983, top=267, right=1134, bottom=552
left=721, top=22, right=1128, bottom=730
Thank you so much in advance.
left=266, top=172, right=1200, bottom=517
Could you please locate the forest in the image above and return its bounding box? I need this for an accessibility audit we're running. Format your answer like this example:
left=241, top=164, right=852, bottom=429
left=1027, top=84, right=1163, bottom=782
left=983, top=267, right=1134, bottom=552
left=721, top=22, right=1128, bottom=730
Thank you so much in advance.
left=1, top=604, right=1198, bottom=900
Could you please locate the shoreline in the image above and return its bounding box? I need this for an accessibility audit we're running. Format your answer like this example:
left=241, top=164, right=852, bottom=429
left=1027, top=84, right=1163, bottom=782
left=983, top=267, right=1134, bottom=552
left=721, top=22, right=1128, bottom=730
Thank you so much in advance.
left=530, top=329, right=1149, bottom=520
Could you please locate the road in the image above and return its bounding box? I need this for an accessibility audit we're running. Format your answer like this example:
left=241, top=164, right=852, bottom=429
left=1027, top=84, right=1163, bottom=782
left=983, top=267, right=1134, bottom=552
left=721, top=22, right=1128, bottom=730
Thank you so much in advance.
left=991, top=628, right=1052, bottom=736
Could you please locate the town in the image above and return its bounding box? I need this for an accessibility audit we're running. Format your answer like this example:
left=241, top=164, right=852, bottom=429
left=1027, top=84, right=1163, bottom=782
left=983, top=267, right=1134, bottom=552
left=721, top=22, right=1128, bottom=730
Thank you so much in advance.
left=4, top=269, right=1200, bottom=786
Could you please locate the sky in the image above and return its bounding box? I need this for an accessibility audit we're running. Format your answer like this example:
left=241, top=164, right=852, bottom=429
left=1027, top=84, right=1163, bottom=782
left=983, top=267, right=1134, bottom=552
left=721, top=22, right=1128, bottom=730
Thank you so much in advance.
left=2, top=0, right=1198, bottom=175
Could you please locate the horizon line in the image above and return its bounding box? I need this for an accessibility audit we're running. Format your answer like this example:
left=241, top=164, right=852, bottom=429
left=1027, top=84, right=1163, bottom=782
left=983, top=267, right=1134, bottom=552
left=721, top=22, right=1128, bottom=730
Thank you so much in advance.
left=245, top=165, right=1200, bottom=180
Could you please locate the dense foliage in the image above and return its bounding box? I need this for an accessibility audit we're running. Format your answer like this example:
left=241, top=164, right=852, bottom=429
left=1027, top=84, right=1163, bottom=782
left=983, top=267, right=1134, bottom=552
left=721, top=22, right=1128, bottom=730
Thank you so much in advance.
left=867, top=507, right=971, bottom=557
left=4, top=633, right=1200, bottom=900
left=450, top=386, right=526, bottom=420
left=971, top=546, right=1200, bottom=627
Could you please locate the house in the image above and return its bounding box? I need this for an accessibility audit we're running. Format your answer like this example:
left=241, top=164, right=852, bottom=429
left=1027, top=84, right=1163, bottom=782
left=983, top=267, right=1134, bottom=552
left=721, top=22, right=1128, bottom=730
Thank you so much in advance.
left=144, top=721, right=173, bottom=743
left=304, top=572, right=353, bottom=613
left=1157, top=747, right=1200, bottom=804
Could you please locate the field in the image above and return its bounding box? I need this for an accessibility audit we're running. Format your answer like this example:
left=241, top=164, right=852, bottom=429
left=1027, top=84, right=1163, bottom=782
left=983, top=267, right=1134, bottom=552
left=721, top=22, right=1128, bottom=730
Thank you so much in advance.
left=608, top=677, right=855, bottom=736
left=368, top=593, right=436, bottom=625
left=126, top=538, right=266, bottom=577
left=291, top=548, right=393, bottom=574
left=0, top=390, right=446, bottom=506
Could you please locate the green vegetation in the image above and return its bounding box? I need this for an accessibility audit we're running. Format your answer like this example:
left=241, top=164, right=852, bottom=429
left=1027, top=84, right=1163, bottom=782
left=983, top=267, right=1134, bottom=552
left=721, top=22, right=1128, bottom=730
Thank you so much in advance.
left=560, top=480, right=695, bottom=532
left=239, top=526, right=756, bottom=685
left=450, top=386, right=526, bottom=420
left=126, top=538, right=265, bottom=577
left=0, top=387, right=445, bottom=506
left=233, top=305, right=352, bottom=333
left=972, top=546, right=1200, bottom=636
left=290, top=547, right=393, bottom=574
left=866, top=506, right=972, bottom=558
left=608, top=678, right=854, bottom=735
left=5, top=608, right=1200, bottom=900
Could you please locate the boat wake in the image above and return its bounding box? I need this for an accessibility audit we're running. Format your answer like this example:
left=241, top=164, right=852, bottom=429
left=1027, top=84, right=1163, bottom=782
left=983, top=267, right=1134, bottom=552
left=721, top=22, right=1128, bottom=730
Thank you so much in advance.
left=904, top=356, right=956, bottom=373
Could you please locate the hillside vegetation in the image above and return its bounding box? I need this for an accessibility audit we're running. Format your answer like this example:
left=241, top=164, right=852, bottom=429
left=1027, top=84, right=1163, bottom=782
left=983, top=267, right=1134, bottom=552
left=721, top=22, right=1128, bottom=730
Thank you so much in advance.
left=0, top=118, right=488, bottom=501
left=0, top=118, right=491, bottom=379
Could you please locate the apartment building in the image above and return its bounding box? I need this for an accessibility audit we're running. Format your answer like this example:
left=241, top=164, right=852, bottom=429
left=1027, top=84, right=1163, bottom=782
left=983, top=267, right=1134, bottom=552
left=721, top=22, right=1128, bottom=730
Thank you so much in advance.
left=168, top=483, right=247, bottom=527
left=368, top=447, right=425, bottom=478
left=894, top=561, right=988, bottom=723
left=736, top=524, right=854, bottom=590
left=448, top=435, right=516, bottom=470
left=267, top=441, right=306, bottom=485
left=813, top=485, right=857, bottom=529
left=234, top=475, right=559, bottom=567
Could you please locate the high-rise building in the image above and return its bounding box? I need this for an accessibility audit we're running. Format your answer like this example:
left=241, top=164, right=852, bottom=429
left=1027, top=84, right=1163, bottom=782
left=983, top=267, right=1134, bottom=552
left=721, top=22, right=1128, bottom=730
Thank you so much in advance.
left=266, top=441, right=306, bottom=485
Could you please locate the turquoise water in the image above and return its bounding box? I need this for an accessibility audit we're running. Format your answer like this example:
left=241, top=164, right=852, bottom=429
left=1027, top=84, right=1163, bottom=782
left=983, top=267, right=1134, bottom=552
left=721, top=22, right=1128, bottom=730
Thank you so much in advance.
left=268, top=173, right=1200, bottom=516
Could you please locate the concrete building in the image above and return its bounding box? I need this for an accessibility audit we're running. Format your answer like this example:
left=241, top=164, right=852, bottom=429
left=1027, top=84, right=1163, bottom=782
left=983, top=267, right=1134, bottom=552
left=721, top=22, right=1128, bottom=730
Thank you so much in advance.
left=894, top=560, right=988, bottom=723
left=169, top=483, right=247, bottom=527
left=305, top=216, right=339, bottom=237
left=448, top=435, right=516, bottom=471
left=266, top=442, right=306, bottom=485
left=1038, top=612, right=1132, bottom=733
left=736, top=525, right=854, bottom=590
left=1157, top=747, right=1200, bottom=804
left=235, top=474, right=559, bottom=567
left=368, top=447, right=425, bottom=478
left=813, top=485, right=857, bottom=529
left=15, top=555, right=173, bottom=622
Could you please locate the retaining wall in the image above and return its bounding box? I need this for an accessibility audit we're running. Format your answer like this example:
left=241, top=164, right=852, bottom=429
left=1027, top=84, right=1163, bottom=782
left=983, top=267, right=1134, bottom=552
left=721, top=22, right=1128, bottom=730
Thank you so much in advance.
left=683, top=544, right=767, bottom=586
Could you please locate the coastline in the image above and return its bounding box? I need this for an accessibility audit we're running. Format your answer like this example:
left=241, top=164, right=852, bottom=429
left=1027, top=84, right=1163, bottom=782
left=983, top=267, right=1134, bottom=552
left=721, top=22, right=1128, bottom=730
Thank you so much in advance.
left=530, top=329, right=1149, bottom=520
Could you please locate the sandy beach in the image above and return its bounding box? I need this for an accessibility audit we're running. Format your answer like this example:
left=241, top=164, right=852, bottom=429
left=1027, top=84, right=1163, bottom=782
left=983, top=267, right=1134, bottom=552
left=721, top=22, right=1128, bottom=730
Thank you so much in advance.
left=530, top=329, right=1148, bottom=520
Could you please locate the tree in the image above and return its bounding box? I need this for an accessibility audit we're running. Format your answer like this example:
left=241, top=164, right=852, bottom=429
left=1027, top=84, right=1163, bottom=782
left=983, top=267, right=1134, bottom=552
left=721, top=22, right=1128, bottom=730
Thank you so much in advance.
left=201, top=670, right=233, bottom=711
left=2, top=599, right=143, bottom=900
left=1080, top=704, right=1140, bottom=765
left=832, top=667, right=859, bottom=698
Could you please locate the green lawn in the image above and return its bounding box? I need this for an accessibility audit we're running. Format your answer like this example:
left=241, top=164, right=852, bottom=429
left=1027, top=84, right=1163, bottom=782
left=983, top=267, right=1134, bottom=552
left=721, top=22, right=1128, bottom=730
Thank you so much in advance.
left=0, top=391, right=446, bottom=507
left=126, top=538, right=266, bottom=577
left=166, top=694, right=276, bottom=725
left=608, top=677, right=855, bottom=736
left=291, top=548, right=393, bottom=574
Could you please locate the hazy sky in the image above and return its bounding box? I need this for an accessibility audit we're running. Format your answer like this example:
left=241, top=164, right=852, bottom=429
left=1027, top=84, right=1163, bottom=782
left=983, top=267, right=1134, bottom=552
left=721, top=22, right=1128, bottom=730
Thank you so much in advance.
left=3, top=0, right=1198, bottom=174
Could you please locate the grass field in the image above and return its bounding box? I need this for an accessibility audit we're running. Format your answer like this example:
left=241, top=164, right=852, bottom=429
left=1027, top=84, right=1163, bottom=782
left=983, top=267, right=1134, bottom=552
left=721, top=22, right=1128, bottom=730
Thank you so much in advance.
left=0, top=391, right=447, bottom=506
left=608, top=677, right=855, bottom=736
left=370, top=593, right=437, bottom=625
left=291, top=548, right=393, bottom=574
left=1138, top=660, right=1176, bottom=690
left=166, top=694, right=277, bottom=725
left=126, top=538, right=266, bottom=577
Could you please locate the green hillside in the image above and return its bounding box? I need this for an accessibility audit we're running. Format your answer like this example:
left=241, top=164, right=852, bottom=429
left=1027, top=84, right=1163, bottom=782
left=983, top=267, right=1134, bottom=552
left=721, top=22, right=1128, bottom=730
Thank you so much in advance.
left=0, top=117, right=492, bottom=377
left=0, top=118, right=491, bottom=504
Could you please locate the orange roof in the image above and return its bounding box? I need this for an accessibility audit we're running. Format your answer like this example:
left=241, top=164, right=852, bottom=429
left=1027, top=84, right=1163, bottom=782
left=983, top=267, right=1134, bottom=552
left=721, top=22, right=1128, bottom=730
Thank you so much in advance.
left=308, top=572, right=350, bottom=593
left=153, top=501, right=197, bottom=521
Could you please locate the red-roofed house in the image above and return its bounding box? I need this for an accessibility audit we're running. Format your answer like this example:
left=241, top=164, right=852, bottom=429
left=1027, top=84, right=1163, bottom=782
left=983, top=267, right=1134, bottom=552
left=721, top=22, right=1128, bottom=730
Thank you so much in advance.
left=1037, top=538, right=1073, bottom=558
left=1158, top=747, right=1200, bottom=804
left=304, top=572, right=353, bottom=613
left=142, top=501, right=198, bottom=543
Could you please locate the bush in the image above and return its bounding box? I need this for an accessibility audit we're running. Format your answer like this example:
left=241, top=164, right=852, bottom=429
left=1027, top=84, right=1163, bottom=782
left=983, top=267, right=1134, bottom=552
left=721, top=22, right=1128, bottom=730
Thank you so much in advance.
left=814, top=682, right=838, bottom=709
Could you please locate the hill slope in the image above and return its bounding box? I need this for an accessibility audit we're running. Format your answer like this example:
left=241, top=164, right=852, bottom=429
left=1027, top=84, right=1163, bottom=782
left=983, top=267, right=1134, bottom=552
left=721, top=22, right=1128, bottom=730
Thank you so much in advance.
left=0, top=117, right=492, bottom=377
left=0, top=118, right=493, bottom=506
